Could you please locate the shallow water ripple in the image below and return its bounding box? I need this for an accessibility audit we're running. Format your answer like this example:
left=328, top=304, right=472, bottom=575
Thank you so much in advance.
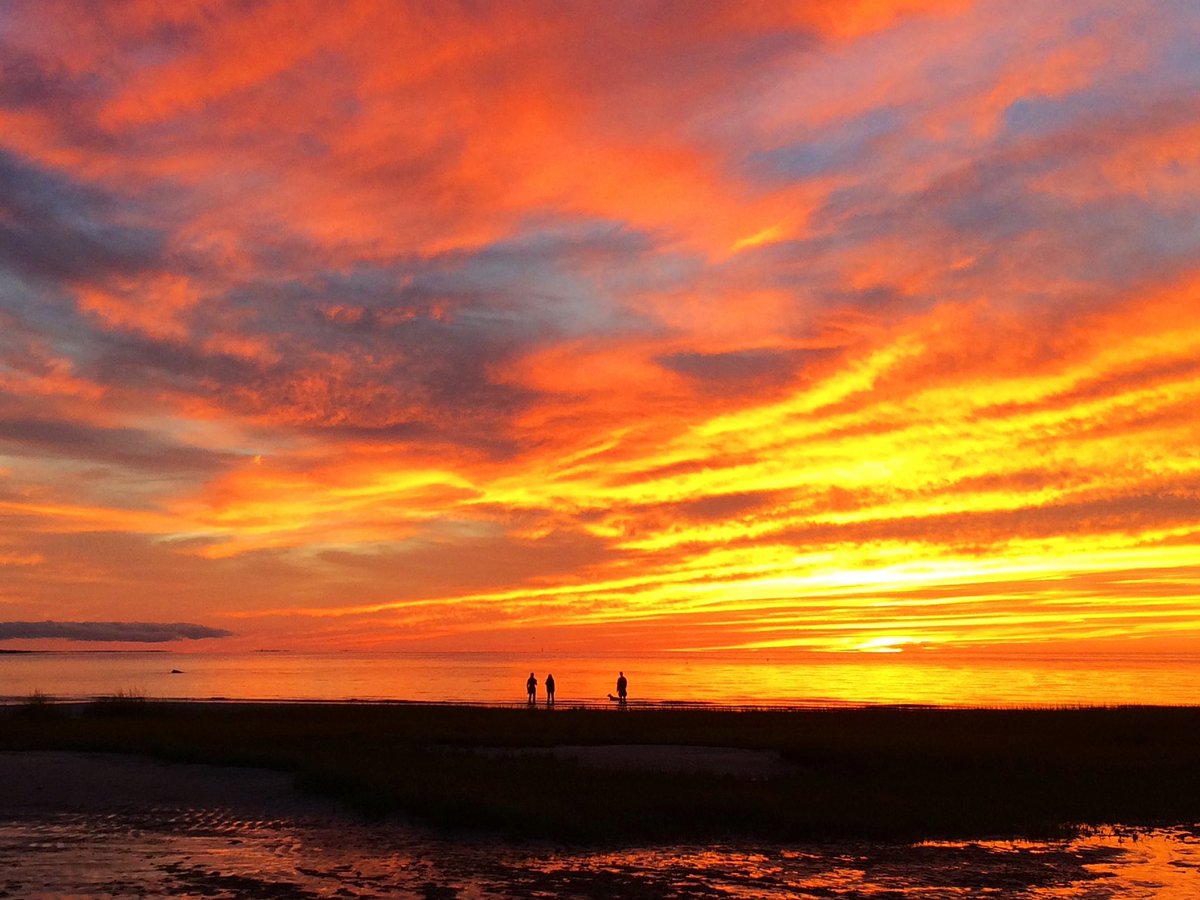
left=0, top=810, right=1197, bottom=898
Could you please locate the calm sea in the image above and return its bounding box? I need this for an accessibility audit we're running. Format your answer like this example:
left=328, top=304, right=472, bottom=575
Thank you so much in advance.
left=2, top=650, right=1197, bottom=706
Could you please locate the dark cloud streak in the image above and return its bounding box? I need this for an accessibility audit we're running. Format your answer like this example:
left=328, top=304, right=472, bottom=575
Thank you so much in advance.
left=659, top=347, right=841, bottom=393
left=0, top=415, right=238, bottom=475
left=0, top=621, right=233, bottom=643
left=0, top=147, right=165, bottom=285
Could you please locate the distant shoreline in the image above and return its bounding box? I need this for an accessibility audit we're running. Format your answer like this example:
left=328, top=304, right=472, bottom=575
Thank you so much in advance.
left=4, top=700, right=1200, bottom=843
left=8, top=692, right=1195, bottom=712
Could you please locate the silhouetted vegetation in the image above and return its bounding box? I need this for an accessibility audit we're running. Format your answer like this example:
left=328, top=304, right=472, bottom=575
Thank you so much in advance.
left=3, top=702, right=1199, bottom=843
left=87, top=689, right=153, bottom=717
left=12, top=691, right=61, bottom=721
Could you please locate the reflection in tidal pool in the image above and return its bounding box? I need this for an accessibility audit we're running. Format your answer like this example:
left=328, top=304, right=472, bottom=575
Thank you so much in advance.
left=0, top=810, right=1197, bottom=898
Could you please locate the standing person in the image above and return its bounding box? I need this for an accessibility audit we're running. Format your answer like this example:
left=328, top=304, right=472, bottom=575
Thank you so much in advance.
left=545, top=673, right=555, bottom=707
left=616, top=671, right=627, bottom=706
left=526, top=671, right=537, bottom=706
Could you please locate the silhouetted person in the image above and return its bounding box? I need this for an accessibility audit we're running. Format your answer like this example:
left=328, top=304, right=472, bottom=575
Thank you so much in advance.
left=526, top=671, right=537, bottom=706
left=616, top=671, right=627, bottom=706
left=545, top=673, right=555, bottom=706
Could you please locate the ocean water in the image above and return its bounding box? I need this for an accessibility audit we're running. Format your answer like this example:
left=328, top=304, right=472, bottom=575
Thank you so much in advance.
left=2, top=649, right=1198, bottom=706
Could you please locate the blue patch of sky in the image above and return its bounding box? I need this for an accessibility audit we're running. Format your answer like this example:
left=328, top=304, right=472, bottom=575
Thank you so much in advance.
left=409, top=220, right=681, bottom=339
left=0, top=271, right=111, bottom=376
left=1035, top=3, right=1200, bottom=134
left=742, top=107, right=904, bottom=184
left=1066, top=200, right=1200, bottom=286
left=1001, top=58, right=1200, bottom=145
left=209, top=219, right=687, bottom=361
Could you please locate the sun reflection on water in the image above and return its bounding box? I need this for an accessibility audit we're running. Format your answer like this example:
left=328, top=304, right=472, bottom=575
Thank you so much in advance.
left=1, top=812, right=1198, bottom=897
left=5, top=649, right=1200, bottom=707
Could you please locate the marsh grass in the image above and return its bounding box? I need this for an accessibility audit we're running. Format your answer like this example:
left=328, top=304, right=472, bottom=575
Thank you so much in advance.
left=87, top=689, right=154, bottom=717
left=2, top=702, right=1198, bottom=843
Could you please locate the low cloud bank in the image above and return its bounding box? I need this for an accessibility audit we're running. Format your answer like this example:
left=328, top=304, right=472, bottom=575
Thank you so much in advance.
left=0, top=621, right=234, bottom=642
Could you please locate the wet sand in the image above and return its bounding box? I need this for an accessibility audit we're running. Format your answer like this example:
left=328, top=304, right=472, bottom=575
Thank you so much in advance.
left=1, top=743, right=786, bottom=819
left=2, top=751, right=1199, bottom=897
left=0, top=751, right=348, bottom=820
left=0, top=744, right=789, bottom=824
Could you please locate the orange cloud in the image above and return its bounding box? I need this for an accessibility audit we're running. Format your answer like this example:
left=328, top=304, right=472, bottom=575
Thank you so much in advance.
left=1, top=0, right=1198, bottom=656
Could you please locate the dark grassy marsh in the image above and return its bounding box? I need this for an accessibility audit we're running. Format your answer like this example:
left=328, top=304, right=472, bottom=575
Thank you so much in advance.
left=3, top=701, right=1199, bottom=843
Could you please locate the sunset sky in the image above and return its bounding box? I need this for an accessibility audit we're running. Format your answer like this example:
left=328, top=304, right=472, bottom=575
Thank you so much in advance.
left=1, top=0, right=1198, bottom=654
